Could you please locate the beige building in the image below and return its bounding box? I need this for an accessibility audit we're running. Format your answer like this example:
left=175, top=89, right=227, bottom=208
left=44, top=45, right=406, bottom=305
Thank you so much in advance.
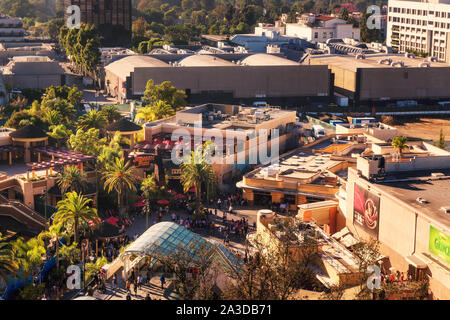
left=286, top=14, right=360, bottom=43
left=1, top=56, right=65, bottom=90
left=307, top=52, right=450, bottom=105
left=387, top=0, right=450, bottom=63
left=141, top=104, right=301, bottom=184
left=104, top=54, right=331, bottom=105
left=344, top=142, right=450, bottom=299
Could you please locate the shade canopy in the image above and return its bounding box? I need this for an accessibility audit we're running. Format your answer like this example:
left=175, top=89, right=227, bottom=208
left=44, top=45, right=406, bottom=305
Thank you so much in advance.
left=122, top=222, right=241, bottom=272
left=106, top=118, right=142, bottom=133
left=10, top=125, right=48, bottom=140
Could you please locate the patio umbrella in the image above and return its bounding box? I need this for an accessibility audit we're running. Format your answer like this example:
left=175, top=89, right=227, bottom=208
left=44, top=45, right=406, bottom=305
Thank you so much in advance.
left=175, top=194, right=185, bottom=200
left=157, top=199, right=170, bottom=205
left=133, top=200, right=145, bottom=208
left=105, top=217, right=119, bottom=227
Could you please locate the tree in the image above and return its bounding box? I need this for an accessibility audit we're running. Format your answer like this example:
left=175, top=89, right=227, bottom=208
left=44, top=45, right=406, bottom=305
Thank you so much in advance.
left=436, top=128, right=446, bottom=150
left=48, top=124, right=72, bottom=148
left=180, top=148, right=217, bottom=213
left=40, top=98, right=77, bottom=125
left=135, top=106, right=153, bottom=123
left=148, top=239, right=218, bottom=300
left=77, top=110, right=107, bottom=131
left=38, top=223, right=68, bottom=270
left=99, top=105, right=123, bottom=124
left=53, top=191, right=98, bottom=245
left=142, top=80, right=186, bottom=110
left=339, top=7, right=350, bottom=21
left=57, top=165, right=88, bottom=195
left=0, top=234, right=18, bottom=285
left=102, top=158, right=140, bottom=215
left=143, top=100, right=175, bottom=122
left=132, top=17, right=148, bottom=37
left=10, top=96, right=28, bottom=112
left=391, top=136, right=408, bottom=159
left=224, top=219, right=319, bottom=300
left=351, top=238, right=382, bottom=295
left=67, top=128, right=107, bottom=156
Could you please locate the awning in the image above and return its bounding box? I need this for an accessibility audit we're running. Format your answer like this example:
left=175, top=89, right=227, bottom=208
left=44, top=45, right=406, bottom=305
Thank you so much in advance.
left=406, top=255, right=428, bottom=269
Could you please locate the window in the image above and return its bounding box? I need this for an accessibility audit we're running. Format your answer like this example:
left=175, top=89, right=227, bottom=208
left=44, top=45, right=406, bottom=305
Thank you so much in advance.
left=314, top=32, right=318, bottom=39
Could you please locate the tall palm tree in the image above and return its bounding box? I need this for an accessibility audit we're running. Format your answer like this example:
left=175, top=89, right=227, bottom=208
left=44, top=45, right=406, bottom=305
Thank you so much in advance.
left=102, top=158, right=139, bottom=215
left=11, top=237, right=45, bottom=280
left=53, top=191, right=98, bottom=244
left=149, top=100, right=175, bottom=121
left=392, top=136, right=408, bottom=160
left=141, top=173, right=158, bottom=200
left=99, top=105, right=122, bottom=124
left=38, top=223, right=68, bottom=270
left=0, top=234, right=18, bottom=285
left=48, top=124, right=72, bottom=148
left=57, top=165, right=88, bottom=195
left=135, top=106, right=153, bottom=123
left=76, top=110, right=107, bottom=131
left=180, top=148, right=217, bottom=214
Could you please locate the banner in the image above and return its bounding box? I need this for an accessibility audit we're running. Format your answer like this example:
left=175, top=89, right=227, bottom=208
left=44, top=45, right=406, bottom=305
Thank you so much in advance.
left=429, top=226, right=450, bottom=265
left=353, top=183, right=380, bottom=238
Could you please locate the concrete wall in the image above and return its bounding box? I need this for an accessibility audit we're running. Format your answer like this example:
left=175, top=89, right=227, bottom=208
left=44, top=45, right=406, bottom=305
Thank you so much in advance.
left=4, top=74, right=63, bottom=89
left=359, top=67, right=450, bottom=101
left=345, top=168, right=450, bottom=299
left=129, top=65, right=330, bottom=99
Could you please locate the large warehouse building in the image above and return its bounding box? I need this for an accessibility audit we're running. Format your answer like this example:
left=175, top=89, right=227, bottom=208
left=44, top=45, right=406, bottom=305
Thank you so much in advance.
left=306, top=53, right=450, bottom=106
left=104, top=53, right=332, bottom=105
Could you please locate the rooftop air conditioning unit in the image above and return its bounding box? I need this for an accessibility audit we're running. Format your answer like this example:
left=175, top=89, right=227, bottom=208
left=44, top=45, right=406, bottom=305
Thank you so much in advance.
left=431, top=172, right=445, bottom=177
left=416, top=197, right=428, bottom=204
left=440, top=206, right=450, bottom=214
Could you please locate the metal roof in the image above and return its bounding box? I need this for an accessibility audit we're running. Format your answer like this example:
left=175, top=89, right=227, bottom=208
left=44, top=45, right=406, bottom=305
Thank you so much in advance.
left=105, top=55, right=169, bottom=79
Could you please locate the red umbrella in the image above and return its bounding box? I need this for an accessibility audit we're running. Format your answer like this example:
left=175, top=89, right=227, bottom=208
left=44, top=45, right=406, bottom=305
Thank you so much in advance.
left=134, top=201, right=145, bottom=208
left=106, top=217, right=119, bottom=227
left=157, top=199, right=170, bottom=205
left=175, top=194, right=185, bottom=199
left=188, top=186, right=196, bottom=193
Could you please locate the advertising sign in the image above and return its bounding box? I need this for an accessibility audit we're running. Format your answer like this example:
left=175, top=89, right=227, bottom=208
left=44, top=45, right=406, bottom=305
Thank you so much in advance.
left=133, top=156, right=154, bottom=167
left=429, top=226, right=450, bottom=265
left=353, top=183, right=381, bottom=238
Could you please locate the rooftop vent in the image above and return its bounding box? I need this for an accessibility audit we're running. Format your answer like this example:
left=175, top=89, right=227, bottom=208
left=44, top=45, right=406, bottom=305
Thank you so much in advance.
left=416, top=197, right=428, bottom=204
left=431, top=172, right=445, bottom=177
left=440, top=206, right=450, bottom=214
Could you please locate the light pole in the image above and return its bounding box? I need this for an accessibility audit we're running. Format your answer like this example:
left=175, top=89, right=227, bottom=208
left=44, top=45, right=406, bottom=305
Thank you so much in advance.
left=144, top=200, right=150, bottom=230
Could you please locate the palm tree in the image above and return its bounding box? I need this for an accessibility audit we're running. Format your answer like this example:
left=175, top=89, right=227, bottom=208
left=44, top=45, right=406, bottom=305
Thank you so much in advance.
left=180, top=148, right=217, bottom=214
left=99, top=105, right=122, bottom=124
left=392, top=136, right=408, bottom=160
left=0, top=234, right=18, bottom=285
left=11, top=237, right=45, bottom=280
left=102, top=157, right=139, bottom=215
left=149, top=100, right=175, bottom=120
left=135, top=106, right=153, bottom=123
left=53, top=191, right=98, bottom=244
left=57, top=165, right=88, bottom=195
left=76, top=110, right=107, bottom=131
left=38, top=223, right=68, bottom=270
left=48, top=124, right=72, bottom=148
left=141, top=173, right=158, bottom=200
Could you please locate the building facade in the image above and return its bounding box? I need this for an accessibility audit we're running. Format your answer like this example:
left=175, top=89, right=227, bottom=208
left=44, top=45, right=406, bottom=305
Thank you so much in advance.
left=64, top=0, right=132, bottom=47
left=0, top=14, right=24, bottom=42
left=286, top=14, right=360, bottom=44
left=387, top=0, right=450, bottom=63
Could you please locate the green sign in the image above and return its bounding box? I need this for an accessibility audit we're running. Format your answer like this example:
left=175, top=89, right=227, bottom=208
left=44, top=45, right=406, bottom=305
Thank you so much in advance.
left=429, top=226, right=450, bottom=265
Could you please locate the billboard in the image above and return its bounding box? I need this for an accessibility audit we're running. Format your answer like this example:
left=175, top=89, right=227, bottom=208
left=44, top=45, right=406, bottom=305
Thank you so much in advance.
left=353, top=183, right=381, bottom=238
left=429, top=226, right=450, bottom=265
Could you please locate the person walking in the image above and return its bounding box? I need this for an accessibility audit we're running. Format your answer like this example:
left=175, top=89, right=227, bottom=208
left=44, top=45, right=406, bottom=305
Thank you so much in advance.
left=133, top=278, right=138, bottom=297
left=160, top=275, right=166, bottom=289
left=126, top=293, right=132, bottom=300
left=138, top=274, right=143, bottom=289
left=126, top=279, right=131, bottom=293
left=112, top=274, right=117, bottom=291
left=145, top=293, right=152, bottom=300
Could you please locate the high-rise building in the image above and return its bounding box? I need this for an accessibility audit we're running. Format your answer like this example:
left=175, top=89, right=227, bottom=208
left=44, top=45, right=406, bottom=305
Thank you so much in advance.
left=387, top=0, right=450, bottom=63
left=64, top=0, right=132, bottom=47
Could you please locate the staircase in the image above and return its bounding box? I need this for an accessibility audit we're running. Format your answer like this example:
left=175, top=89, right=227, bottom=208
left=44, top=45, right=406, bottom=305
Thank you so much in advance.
left=0, top=194, right=47, bottom=231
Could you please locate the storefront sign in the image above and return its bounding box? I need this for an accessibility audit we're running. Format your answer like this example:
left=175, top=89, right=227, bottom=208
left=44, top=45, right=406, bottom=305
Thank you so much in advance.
left=353, top=183, right=381, bottom=238
left=429, top=226, right=450, bottom=265
left=134, top=156, right=154, bottom=167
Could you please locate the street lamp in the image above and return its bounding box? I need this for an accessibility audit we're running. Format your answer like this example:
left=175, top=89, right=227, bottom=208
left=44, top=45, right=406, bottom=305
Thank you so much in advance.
left=144, top=200, right=151, bottom=230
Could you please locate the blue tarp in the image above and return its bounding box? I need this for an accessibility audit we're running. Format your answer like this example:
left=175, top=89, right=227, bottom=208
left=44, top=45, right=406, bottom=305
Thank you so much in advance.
left=1, top=275, right=32, bottom=300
